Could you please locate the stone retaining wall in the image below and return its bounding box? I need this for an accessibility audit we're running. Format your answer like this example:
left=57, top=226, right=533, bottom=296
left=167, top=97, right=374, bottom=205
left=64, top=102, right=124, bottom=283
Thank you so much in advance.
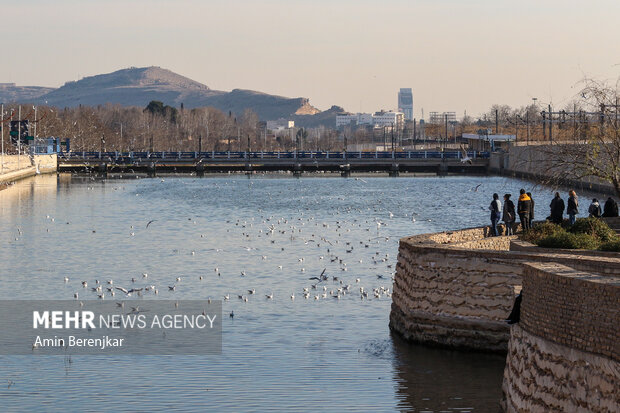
left=502, top=262, right=620, bottom=412
left=390, top=225, right=620, bottom=353
left=520, top=262, right=619, bottom=361
left=0, top=154, right=57, bottom=184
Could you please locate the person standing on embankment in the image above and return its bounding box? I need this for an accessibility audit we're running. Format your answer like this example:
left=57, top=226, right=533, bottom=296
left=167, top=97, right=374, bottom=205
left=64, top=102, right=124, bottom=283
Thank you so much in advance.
left=489, top=193, right=501, bottom=236
left=549, top=192, right=565, bottom=224
left=567, top=190, right=579, bottom=225
left=503, top=194, right=516, bottom=235
left=517, top=189, right=532, bottom=231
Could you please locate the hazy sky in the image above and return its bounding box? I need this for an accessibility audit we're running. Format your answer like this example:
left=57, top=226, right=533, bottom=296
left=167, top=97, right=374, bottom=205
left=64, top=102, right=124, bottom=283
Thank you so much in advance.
left=2, top=0, right=619, bottom=117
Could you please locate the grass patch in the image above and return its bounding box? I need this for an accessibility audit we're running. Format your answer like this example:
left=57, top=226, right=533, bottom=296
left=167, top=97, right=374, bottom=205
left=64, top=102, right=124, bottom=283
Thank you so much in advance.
left=521, top=218, right=620, bottom=251
left=600, top=239, right=620, bottom=252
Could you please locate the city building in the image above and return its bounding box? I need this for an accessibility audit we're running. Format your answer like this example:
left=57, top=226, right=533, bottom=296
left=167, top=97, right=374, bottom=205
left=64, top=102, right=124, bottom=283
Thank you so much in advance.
left=428, top=111, right=456, bottom=124
left=336, top=111, right=404, bottom=131
left=398, top=88, right=414, bottom=121
left=335, top=113, right=373, bottom=128
left=372, top=111, right=405, bottom=130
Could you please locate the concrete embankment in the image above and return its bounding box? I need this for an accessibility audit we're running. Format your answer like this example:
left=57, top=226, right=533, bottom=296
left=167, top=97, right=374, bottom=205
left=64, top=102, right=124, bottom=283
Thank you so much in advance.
left=0, top=154, right=57, bottom=186
left=491, top=144, right=616, bottom=195
left=390, top=223, right=620, bottom=411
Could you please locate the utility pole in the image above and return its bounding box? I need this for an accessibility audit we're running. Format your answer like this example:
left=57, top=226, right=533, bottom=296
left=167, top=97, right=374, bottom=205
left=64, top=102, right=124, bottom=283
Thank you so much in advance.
left=17, top=106, right=21, bottom=169
left=548, top=104, right=553, bottom=142
left=542, top=110, right=546, bottom=140
left=515, top=114, right=518, bottom=142
left=444, top=114, right=448, bottom=149
left=383, top=126, right=386, bottom=150
left=573, top=103, right=577, bottom=139
left=495, top=109, right=499, bottom=134
left=526, top=111, right=530, bottom=144
left=198, top=134, right=202, bottom=153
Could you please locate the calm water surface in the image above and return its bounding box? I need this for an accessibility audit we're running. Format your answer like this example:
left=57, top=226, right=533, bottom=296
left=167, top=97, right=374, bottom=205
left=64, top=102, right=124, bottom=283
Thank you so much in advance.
left=0, top=173, right=571, bottom=412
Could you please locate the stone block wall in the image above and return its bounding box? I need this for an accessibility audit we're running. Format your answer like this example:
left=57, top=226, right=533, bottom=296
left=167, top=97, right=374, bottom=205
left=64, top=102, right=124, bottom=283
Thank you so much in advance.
left=390, top=226, right=620, bottom=353
left=502, top=262, right=620, bottom=412
left=520, top=262, right=619, bottom=361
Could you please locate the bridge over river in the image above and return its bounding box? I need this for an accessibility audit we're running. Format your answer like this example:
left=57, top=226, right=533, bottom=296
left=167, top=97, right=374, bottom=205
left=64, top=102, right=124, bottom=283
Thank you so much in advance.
left=57, top=150, right=490, bottom=176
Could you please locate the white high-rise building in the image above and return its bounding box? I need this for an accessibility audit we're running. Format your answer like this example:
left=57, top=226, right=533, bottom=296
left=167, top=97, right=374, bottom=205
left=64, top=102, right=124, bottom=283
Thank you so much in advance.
left=398, top=88, right=414, bottom=121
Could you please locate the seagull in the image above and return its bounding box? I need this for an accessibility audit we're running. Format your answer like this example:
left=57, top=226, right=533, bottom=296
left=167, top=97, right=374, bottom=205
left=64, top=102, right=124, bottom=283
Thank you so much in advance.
left=146, top=220, right=156, bottom=229
left=64, top=277, right=69, bottom=283
left=116, top=286, right=129, bottom=294
left=168, top=285, right=176, bottom=291
left=265, top=293, right=273, bottom=299
left=229, top=311, right=234, bottom=318
left=460, top=145, right=473, bottom=164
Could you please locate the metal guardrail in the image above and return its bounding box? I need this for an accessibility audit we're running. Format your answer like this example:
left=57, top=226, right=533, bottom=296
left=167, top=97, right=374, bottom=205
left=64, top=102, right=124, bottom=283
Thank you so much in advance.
left=58, top=150, right=490, bottom=162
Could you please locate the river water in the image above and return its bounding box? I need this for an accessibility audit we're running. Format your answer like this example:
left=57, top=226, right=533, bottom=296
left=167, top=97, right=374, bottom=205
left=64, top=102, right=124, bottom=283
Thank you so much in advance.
left=0, top=173, right=576, bottom=412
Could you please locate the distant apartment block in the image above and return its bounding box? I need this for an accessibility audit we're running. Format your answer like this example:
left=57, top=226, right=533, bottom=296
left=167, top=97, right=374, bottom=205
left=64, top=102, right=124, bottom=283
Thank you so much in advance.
left=398, top=88, right=414, bottom=121
left=371, top=111, right=404, bottom=130
left=336, top=111, right=404, bottom=130
left=335, top=113, right=373, bottom=128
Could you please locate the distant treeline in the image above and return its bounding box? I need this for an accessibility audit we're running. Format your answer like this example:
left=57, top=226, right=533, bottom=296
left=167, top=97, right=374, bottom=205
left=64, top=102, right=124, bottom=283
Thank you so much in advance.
left=0, top=101, right=340, bottom=152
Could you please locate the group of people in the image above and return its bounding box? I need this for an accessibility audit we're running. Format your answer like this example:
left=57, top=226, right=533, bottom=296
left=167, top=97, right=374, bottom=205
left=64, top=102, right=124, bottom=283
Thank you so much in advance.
left=489, top=189, right=619, bottom=236
left=489, top=189, right=535, bottom=236
left=587, top=197, right=619, bottom=219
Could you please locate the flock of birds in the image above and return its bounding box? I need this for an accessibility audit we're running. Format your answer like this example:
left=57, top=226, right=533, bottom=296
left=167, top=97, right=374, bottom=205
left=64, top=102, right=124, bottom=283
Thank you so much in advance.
left=5, top=176, right=456, bottom=321
left=57, top=209, right=399, bottom=316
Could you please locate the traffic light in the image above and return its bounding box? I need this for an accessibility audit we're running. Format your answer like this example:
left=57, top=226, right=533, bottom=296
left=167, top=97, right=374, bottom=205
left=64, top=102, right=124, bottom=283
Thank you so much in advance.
left=9, top=120, right=29, bottom=145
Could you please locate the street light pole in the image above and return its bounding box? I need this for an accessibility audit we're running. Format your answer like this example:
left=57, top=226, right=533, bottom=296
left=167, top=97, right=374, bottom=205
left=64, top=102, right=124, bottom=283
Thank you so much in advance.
left=18, top=105, right=21, bottom=169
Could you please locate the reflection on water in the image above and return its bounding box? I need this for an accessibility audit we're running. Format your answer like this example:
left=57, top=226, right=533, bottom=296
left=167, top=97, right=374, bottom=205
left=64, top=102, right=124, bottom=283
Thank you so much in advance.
left=0, top=173, right=563, bottom=412
left=392, top=334, right=505, bottom=412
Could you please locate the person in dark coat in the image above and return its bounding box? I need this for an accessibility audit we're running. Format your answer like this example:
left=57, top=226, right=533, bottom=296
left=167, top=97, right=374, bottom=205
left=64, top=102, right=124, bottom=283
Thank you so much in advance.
left=567, top=190, right=579, bottom=225
left=502, top=194, right=516, bottom=235
left=517, top=189, right=532, bottom=231
left=527, top=192, right=534, bottom=228
left=602, top=197, right=619, bottom=217
left=489, top=193, right=501, bottom=236
left=549, top=192, right=565, bottom=224
left=588, top=198, right=602, bottom=218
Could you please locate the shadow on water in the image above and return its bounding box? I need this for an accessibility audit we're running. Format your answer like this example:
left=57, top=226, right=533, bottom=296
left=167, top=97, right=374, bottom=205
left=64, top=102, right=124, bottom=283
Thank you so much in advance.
left=390, top=333, right=506, bottom=412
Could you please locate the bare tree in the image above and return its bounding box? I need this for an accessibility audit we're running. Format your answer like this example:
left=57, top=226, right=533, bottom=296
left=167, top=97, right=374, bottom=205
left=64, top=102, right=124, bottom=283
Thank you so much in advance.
left=535, top=78, right=620, bottom=197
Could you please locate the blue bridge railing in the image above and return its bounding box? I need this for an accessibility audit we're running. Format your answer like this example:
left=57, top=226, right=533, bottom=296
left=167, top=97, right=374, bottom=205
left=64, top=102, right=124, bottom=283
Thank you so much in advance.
left=58, top=150, right=490, bottom=161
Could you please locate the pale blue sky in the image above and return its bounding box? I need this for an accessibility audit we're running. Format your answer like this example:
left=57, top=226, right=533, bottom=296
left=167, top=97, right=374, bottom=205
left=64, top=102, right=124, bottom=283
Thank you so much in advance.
left=1, top=0, right=619, bottom=117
